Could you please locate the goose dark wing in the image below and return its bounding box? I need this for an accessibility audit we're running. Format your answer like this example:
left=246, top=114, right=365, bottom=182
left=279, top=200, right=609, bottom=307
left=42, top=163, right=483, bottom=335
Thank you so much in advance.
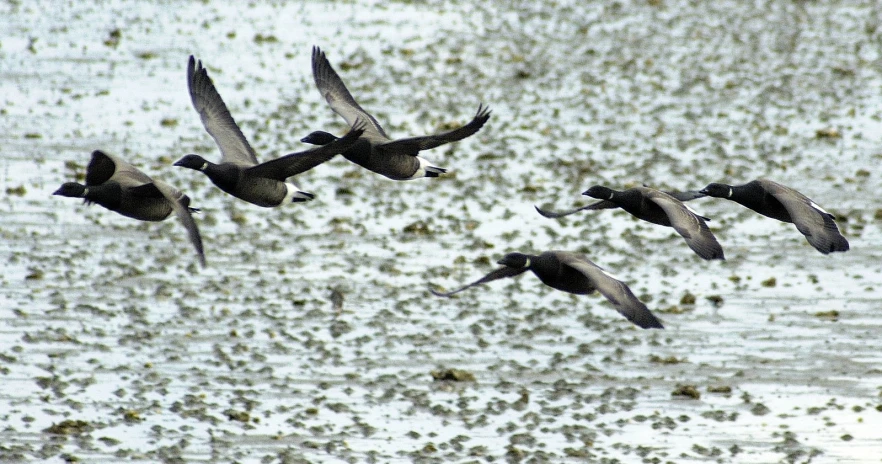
left=246, top=122, right=366, bottom=181
left=535, top=199, right=619, bottom=219
left=87, top=150, right=152, bottom=187
left=555, top=252, right=663, bottom=329
left=312, top=46, right=388, bottom=140
left=153, top=179, right=206, bottom=267
left=759, top=179, right=849, bottom=253
left=188, top=56, right=259, bottom=167
left=127, top=183, right=165, bottom=198
left=85, top=150, right=118, bottom=186
left=430, top=265, right=528, bottom=297
left=377, top=104, right=491, bottom=155
left=644, top=188, right=725, bottom=260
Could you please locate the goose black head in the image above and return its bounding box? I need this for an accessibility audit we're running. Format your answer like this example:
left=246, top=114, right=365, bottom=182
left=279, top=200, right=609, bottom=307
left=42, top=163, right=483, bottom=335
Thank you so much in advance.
left=174, top=154, right=209, bottom=171
left=53, top=182, right=87, bottom=198
left=498, top=252, right=532, bottom=269
left=582, top=185, right=615, bottom=200
left=300, top=131, right=339, bottom=146
left=699, top=183, right=732, bottom=198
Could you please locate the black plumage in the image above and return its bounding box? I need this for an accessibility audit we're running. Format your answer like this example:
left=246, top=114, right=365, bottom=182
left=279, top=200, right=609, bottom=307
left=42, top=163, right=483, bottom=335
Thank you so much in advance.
left=582, top=185, right=725, bottom=260
left=176, top=55, right=365, bottom=207
left=700, top=179, right=849, bottom=254
left=54, top=150, right=206, bottom=267
left=535, top=189, right=706, bottom=219
left=431, top=251, right=664, bottom=329
left=301, top=46, right=491, bottom=180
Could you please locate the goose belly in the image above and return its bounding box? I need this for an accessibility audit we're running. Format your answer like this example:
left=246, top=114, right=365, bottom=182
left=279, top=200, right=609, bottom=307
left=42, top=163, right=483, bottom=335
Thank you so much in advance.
left=114, top=197, right=174, bottom=222
left=535, top=268, right=594, bottom=295
left=234, top=177, right=291, bottom=208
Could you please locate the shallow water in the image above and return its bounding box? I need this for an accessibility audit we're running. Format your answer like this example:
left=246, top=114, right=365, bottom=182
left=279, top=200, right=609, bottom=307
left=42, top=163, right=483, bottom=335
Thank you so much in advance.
left=1, top=1, right=881, bottom=462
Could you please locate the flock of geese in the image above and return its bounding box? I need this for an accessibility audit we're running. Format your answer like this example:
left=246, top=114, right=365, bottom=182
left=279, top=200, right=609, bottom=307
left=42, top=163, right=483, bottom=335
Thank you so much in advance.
left=53, top=46, right=850, bottom=329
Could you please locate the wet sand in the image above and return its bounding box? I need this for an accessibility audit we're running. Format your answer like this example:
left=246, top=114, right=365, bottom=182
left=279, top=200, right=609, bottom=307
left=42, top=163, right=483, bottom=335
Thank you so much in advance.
left=1, top=1, right=881, bottom=462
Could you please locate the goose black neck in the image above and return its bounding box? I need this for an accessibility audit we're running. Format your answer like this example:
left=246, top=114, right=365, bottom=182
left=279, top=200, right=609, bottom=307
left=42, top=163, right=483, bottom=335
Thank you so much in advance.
left=84, top=183, right=123, bottom=210
left=201, top=162, right=241, bottom=194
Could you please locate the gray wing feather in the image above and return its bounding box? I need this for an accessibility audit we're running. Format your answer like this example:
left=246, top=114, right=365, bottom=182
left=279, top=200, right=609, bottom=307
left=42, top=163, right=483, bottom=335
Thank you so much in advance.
left=535, top=199, right=619, bottom=218
left=534, top=189, right=702, bottom=220
left=188, top=56, right=259, bottom=166
left=246, top=121, right=366, bottom=181
left=312, top=46, right=389, bottom=141
left=644, top=189, right=725, bottom=260
left=88, top=150, right=152, bottom=187
left=554, top=252, right=663, bottom=329
left=377, top=104, right=491, bottom=154
left=430, top=266, right=529, bottom=297
left=153, top=179, right=207, bottom=267
left=759, top=179, right=849, bottom=253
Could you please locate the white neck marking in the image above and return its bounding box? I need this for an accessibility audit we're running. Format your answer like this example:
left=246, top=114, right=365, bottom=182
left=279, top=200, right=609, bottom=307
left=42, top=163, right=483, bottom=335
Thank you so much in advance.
left=727, top=188, right=733, bottom=198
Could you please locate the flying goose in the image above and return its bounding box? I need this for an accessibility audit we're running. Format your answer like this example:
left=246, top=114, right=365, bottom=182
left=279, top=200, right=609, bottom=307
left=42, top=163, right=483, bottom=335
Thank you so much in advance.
left=54, top=150, right=206, bottom=267
left=175, top=55, right=365, bottom=207
left=431, top=251, right=664, bottom=329
left=699, top=179, right=849, bottom=254
left=301, top=46, right=491, bottom=180
left=583, top=185, right=725, bottom=260
left=535, top=190, right=707, bottom=218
